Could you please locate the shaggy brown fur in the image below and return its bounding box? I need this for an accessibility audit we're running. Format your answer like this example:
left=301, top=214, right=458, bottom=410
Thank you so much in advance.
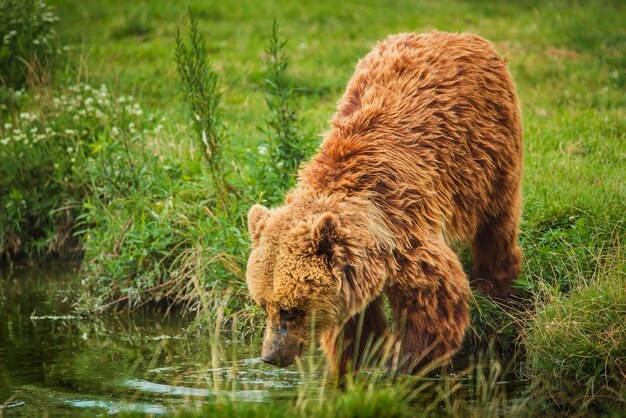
left=247, top=31, right=523, bottom=373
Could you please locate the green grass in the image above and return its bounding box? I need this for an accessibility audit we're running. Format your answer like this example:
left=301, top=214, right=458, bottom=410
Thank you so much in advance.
left=48, top=0, right=625, bottom=296
left=2, top=0, right=625, bottom=414
left=524, top=253, right=625, bottom=412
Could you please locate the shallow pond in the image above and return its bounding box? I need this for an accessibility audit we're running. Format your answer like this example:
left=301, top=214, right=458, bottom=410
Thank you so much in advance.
left=0, top=266, right=525, bottom=416
left=0, top=266, right=319, bottom=416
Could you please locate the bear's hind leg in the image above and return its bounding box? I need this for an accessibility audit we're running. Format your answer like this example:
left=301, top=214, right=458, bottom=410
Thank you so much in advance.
left=387, top=240, right=470, bottom=373
left=471, top=203, right=523, bottom=301
left=321, top=296, right=388, bottom=374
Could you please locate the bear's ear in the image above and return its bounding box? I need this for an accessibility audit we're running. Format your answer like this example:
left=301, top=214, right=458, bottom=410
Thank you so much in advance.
left=311, top=212, right=343, bottom=262
left=248, top=204, right=270, bottom=246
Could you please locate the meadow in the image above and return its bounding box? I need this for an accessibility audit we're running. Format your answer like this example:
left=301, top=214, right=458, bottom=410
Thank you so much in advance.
left=0, top=0, right=624, bottom=415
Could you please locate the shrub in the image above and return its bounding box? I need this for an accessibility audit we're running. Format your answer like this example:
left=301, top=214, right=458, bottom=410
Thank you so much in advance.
left=76, top=174, right=254, bottom=326
left=0, top=84, right=153, bottom=260
left=0, top=0, right=59, bottom=88
left=253, top=21, right=313, bottom=205
left=175, top=10, right=229, bottom=205
left=77, top=13, right=255, bottom=322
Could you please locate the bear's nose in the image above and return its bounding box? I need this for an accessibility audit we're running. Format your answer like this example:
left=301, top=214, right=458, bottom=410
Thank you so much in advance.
left=260, top=355, right=277, bottom=365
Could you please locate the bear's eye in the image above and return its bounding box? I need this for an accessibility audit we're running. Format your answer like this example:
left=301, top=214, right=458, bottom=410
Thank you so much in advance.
left=279, top=308, right=302, bottom=321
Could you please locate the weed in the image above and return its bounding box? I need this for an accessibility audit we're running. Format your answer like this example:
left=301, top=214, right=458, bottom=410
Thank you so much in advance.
left=175, top=10, right=229, bottom=206
left=0, top=84, right=153, bottom=260
left=0, top=0, right=59, bottom=89
left=254, top=21, right=313, bottom=204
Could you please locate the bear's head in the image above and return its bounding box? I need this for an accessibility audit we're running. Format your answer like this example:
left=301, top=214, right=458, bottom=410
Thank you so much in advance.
left=246, top=203, right=347, bottom=367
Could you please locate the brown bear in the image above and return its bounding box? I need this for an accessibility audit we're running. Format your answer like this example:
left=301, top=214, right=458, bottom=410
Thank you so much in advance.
left=246, top=31, right=523, bottom=373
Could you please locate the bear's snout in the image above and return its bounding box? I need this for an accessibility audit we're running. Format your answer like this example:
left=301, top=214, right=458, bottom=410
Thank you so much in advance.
left=260, top=344, right=299, bottom=367
left=261, top=323, right=303, bottom=368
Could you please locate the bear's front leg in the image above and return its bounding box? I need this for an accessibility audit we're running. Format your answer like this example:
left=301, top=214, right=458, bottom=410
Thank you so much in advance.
left=320, top=296, right=388, bottom=375
left=387, top=240, right=470, bottom=373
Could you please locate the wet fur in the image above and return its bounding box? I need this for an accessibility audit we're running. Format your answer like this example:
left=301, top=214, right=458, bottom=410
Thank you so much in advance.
left=247, top=31, right=523, bottom=373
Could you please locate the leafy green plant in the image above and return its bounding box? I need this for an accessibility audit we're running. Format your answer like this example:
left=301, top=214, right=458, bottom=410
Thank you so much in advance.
left=255, top=21, right=312, bottom=204
left=0, top=0, right=59, bottom=88
left=175, top=10, right=230, bottom=207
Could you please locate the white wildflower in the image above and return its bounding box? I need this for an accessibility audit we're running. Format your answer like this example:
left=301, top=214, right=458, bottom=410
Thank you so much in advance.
left=64, top=129, right=76, bottom=135
left=98, top=85, right=108, bottom=99
left=42, top=12, right=59, bottom=23
left=3, top=123, right=11, bottom=130
left=3, top=30, right=17, bottom=45
left=66, top=147, right=74, bottom=153
left=258, top=145, right=268, bottom=156
left=131, top=103, right=143, bottom=115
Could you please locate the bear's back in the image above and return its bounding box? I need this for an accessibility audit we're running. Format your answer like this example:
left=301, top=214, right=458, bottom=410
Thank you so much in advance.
left=302, top=32, right=523, bottom=243
left=334, top=32, right=519, bottom=139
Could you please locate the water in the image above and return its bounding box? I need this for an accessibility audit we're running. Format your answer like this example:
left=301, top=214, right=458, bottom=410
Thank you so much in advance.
left=0, top=266, right=526, bottom=416
left=0, top=266, right=314, bottom=416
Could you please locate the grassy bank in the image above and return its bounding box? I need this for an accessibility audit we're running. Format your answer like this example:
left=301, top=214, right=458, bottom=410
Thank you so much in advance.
left=1, top=0, right=625, bottom=414
left=524, top=250, right=625, bottom=412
